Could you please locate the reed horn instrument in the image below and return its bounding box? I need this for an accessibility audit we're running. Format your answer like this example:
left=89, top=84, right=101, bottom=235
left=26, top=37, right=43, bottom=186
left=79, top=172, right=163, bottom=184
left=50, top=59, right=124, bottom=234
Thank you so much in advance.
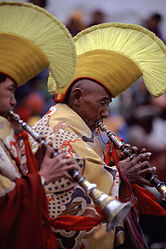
left=96, top=120, right=166, bottom=201
left=8, top=110, right=131, bottom=232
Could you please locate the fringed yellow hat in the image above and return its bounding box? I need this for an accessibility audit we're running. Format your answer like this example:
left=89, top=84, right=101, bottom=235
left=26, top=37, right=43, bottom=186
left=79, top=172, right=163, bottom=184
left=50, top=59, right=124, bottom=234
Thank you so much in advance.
left=50, top=22, right=166, bottom=102
left=0, top=1, right=76, bottom=88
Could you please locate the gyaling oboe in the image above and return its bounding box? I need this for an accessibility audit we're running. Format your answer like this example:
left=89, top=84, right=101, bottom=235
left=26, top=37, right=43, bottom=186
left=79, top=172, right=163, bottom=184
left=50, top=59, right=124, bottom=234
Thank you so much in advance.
left=96, top=120, right=166, bottom=201
left=8, top=110, right=131, bottom=232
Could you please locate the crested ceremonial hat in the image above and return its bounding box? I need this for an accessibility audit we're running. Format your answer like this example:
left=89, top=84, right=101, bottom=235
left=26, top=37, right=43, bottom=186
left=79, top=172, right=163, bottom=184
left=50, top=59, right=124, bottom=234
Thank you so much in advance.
left=0, top=1, right=76, bottom=88
left=50, top=22, right=166, bottom=102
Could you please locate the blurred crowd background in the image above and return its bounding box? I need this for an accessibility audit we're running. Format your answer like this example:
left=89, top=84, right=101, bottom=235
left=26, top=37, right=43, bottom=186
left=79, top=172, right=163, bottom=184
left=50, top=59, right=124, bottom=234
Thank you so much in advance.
left=6, top=0, right=166, bottom=248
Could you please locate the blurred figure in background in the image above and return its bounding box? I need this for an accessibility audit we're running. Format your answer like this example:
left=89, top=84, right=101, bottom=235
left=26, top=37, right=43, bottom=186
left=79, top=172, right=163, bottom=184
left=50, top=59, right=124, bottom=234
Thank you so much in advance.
left=14, top=92, right=45, bottom=124
left=88, top=9, right=106, bottom=27
left=142, top=12, right=165, bottom=41
left=28, top=0, right=48, bottom=8
left=66, top=10, right=87, bottom=36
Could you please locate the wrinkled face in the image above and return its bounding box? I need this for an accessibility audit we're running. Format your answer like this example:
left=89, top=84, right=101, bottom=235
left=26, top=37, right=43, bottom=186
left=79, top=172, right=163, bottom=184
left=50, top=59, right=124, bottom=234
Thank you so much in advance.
left=76, top=80, right=112, bottom=131
left=0, top=77, right=16, bottom=117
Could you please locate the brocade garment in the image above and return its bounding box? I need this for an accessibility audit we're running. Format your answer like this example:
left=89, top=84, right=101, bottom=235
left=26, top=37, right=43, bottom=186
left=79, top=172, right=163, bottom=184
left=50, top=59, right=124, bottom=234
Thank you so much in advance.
left=32, top=103, right=120, bottom=249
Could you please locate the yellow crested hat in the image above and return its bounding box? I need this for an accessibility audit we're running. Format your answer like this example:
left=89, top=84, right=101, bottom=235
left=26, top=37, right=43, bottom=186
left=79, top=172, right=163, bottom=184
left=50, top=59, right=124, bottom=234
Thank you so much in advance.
left=0, top=1, right=76, bottom=88
left=50, top=22, right=166, bottom=102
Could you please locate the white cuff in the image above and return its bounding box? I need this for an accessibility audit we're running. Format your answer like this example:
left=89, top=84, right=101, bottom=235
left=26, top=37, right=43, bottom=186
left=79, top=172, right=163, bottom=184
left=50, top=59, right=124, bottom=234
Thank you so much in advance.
left=40, top=175, right=46, bottom=186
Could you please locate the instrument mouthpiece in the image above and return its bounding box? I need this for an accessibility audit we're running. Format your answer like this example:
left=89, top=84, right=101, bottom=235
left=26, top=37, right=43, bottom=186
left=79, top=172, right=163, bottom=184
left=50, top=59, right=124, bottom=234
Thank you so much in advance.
left=96, top=120, right=103, bottom=128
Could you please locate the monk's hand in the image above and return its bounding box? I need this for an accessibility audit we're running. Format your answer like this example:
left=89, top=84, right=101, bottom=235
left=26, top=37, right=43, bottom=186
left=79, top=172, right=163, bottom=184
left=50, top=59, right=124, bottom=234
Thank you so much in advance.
left=118, top=151, right=156, bottom=186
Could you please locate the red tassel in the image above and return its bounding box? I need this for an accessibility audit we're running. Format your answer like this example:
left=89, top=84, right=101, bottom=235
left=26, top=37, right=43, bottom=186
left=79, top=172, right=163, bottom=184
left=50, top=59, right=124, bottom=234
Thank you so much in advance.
left=132, top=184, right=166, bottom=216
left=17, top=131, right=39, bottom=173
left=49, top=208, right=103, bottom=231
left=105, top=142, right=166, bottom=217
left=105, top=142, right=133, bottom=202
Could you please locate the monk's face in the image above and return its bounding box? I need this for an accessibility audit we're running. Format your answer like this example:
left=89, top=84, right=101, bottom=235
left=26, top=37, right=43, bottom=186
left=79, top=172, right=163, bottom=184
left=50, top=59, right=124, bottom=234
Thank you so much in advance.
left=73, top=79, right=111, bottom=131
left=0, top=77, right=16, bottom=117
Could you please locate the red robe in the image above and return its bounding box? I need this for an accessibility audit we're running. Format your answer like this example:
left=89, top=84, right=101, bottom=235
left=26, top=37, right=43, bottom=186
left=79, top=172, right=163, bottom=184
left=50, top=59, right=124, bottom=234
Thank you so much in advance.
left=0, top=121, right=56, bottom=249
left=0, top=172, right=56, bottom=249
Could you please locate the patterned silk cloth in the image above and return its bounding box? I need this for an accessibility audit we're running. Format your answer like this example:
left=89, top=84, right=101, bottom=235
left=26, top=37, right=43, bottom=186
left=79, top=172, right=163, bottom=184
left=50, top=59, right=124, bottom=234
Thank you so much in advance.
left=32, top=103, right=120, bottom=249
left=0, top=116, right=24, bottom=197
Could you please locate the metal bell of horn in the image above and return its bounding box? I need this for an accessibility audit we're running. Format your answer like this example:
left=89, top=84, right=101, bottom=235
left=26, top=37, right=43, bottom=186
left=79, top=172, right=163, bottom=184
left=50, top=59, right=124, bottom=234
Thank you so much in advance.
left=72, top=170, right=131, bottom=232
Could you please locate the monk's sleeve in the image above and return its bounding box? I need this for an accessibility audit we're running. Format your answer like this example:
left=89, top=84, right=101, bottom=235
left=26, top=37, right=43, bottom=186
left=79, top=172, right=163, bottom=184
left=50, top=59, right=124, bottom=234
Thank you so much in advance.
left=0, top=172, right=45, bottom=249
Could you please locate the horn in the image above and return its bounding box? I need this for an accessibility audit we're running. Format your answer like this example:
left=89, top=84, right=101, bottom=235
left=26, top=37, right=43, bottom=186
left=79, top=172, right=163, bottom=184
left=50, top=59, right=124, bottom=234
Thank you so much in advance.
left=72, top=170, right=131, bottom=232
